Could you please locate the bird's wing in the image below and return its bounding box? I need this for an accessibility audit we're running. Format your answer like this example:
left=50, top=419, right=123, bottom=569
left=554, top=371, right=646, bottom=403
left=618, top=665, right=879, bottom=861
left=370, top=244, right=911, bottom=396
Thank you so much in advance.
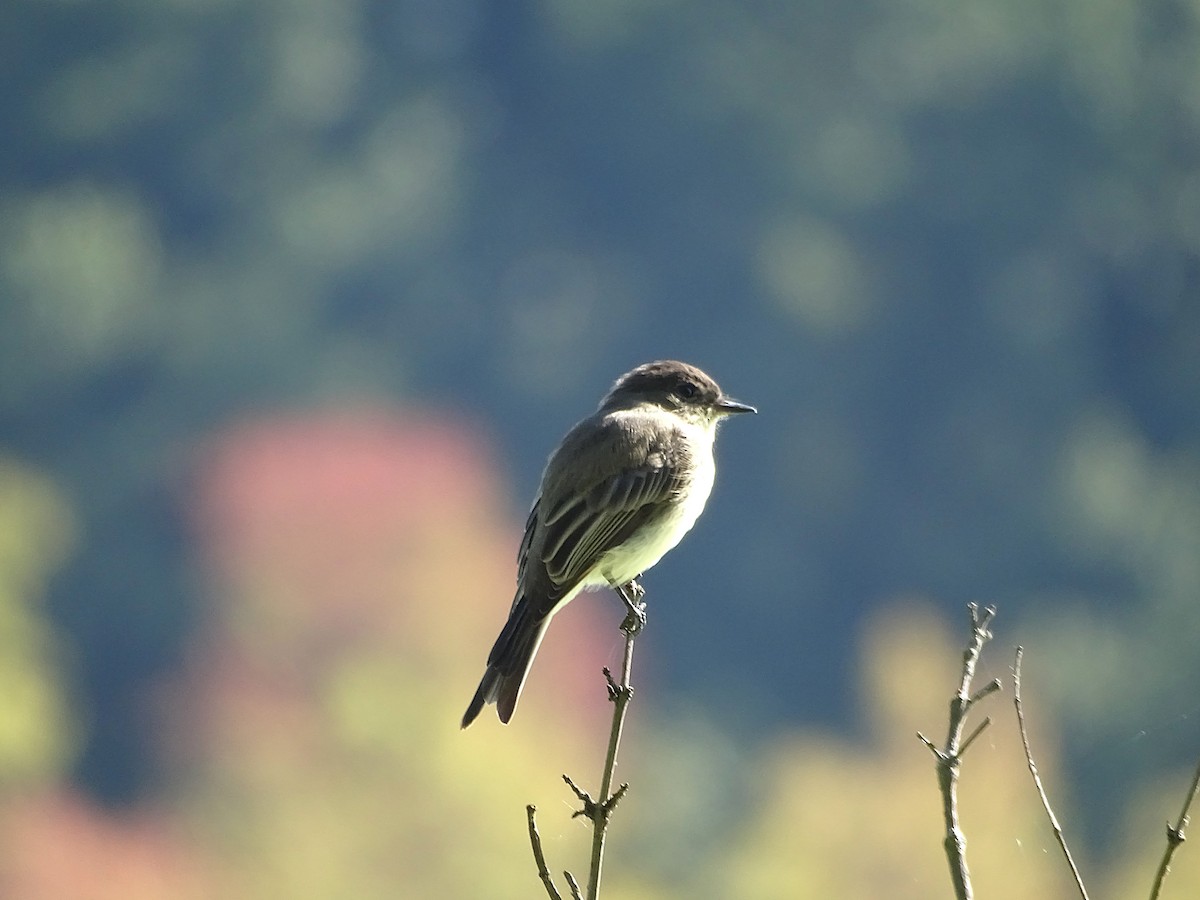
left=539, top=457, right=684, bottom=587
left=516, top=499, right=540, bottom=582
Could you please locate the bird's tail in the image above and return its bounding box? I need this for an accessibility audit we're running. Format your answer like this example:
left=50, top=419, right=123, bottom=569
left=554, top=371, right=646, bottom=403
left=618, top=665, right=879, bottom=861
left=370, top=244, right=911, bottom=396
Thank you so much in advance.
left=461, top=597, right=549, bottom=728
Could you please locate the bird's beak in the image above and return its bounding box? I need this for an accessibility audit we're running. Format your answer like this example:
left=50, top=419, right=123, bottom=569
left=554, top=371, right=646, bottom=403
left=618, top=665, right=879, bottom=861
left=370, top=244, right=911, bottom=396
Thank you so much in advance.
left=716, top=396, right=757, bottom=416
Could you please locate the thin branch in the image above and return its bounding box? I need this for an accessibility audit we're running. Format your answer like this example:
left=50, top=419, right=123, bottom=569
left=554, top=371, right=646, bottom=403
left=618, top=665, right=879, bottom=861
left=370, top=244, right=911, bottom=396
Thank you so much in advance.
left=563, top=773, right=594, bottom=818
left=525, top=580, right=646, bottom=900
left=527, top=805, right=564, bottom=900
left=1013, top=646, right=1091, bottom=900
left=918, top=602, right=1002, bottom=900
left=959, top=716, right=993, bottom=756
left=970, top=678, right=1003, bottom=705
left=1149, top=754, right=1200, bottom=900
left=582, top=581, right=644, bottom=900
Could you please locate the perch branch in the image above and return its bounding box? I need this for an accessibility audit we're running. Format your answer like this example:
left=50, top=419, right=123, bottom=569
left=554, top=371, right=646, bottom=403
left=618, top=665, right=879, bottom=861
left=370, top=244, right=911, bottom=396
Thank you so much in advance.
left=580, top=580, right=644, bottom=900
left=526, top=580, right=645, bottom=900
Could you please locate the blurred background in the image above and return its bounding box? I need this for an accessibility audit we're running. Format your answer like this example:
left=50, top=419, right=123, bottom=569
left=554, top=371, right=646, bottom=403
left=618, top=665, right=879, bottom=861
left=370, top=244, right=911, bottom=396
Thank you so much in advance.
left=2, top=0, right=1199, bottom=896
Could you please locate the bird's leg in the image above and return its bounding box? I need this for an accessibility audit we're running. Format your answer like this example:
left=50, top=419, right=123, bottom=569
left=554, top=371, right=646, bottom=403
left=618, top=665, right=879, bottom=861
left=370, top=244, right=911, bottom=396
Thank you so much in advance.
left=614, top=579, right=646, bottom=635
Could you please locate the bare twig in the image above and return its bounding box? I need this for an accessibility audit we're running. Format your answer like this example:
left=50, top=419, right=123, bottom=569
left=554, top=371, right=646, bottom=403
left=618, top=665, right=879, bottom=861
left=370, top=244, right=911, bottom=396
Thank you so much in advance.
left=527, top=805, right=565, bottom=900
left=1012, top=647, right=1091, bottom=900
left=917, top=603, right=1002, bottom=900
left=525, top=580, right=646, bottom=900
left=1149, top=754, right=1200, bottom=900
left=580, top=580, right=644, bottom=900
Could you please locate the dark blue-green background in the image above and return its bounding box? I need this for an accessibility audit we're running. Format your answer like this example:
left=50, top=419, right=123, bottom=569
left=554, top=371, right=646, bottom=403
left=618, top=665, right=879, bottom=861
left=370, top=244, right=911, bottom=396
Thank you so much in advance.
left=3, top=0, right=1197, bottom=849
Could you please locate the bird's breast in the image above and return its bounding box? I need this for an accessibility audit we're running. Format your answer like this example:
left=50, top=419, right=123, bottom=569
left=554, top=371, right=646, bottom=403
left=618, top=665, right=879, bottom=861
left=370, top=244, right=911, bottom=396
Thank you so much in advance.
left=596, top=428, right=717, bottom=586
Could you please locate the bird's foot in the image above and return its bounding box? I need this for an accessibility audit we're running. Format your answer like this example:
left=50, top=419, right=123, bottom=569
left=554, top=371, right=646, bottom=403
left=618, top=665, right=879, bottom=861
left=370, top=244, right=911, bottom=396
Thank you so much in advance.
left=615, top=580, right=647, bottom=635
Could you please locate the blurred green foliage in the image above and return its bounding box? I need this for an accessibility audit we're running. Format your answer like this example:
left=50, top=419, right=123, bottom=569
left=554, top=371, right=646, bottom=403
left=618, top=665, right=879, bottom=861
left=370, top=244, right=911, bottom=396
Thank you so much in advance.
left=0, top=0, right=1198, bottom=887
left=0, top=462, right=77, bottom=787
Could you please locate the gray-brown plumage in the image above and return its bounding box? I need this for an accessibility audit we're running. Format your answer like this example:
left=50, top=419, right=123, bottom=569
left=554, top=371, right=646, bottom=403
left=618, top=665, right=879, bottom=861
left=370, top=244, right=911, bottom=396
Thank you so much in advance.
left=461, top=360, right=754, bottom=727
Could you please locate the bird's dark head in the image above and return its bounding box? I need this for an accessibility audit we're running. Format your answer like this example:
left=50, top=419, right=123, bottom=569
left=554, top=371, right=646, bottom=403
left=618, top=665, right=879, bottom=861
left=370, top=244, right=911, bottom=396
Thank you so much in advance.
left=600, top=360, right=756, bottom=423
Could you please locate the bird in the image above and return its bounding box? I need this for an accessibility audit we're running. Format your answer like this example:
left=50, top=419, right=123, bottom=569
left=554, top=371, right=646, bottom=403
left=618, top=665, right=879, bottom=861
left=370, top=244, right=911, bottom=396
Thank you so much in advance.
left=461, top=360, right=755, bottom=728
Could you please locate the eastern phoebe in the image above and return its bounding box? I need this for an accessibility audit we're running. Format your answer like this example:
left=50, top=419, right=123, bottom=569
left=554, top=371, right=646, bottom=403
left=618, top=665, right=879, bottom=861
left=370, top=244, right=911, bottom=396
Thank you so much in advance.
left=462, top=360, right=755, bottom=728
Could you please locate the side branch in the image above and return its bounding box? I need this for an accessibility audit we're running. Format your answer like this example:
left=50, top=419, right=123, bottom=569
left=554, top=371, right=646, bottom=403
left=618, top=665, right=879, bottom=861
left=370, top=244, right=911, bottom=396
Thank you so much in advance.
left=917, top=602, right=1002, bottom=900
left=1012, top=647, right=1090, bottom=900
left=527, top=805, right=565, bottom=900
left=1149, top=754, right=1200, bottom=900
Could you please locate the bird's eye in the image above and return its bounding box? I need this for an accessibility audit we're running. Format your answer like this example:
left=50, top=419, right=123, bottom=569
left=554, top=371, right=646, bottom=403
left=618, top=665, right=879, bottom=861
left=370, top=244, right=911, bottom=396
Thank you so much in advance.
left=677, top=381, right=698, bottom=400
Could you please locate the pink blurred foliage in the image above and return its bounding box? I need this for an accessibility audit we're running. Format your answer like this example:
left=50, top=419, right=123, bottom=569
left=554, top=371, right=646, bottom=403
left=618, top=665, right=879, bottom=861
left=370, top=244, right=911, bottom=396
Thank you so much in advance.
left=168, top=407, right=618, bottom=762
left=190, top=409, right=508, bottom=640
left=182, top=406, right=614, bottom=712
left=0, top=791, right=221, bottom=900
left=3, top=408, right=624, bottom=897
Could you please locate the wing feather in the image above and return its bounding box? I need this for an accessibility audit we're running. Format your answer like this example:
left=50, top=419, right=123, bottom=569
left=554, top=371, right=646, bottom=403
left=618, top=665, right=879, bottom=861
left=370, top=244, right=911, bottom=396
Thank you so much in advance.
left=512, top=499, right=541, bottom=611
left=541, top=462, right=683, bottom=586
